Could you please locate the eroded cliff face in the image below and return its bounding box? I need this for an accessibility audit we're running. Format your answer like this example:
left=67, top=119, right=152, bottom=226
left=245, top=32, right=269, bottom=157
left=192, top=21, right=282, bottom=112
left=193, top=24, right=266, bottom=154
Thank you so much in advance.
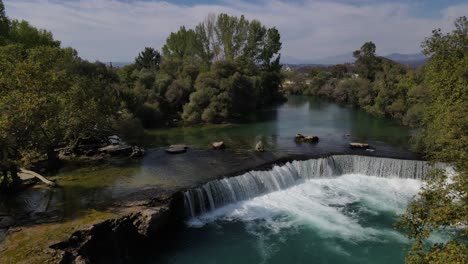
left=51, top=193, right=185, bottom=264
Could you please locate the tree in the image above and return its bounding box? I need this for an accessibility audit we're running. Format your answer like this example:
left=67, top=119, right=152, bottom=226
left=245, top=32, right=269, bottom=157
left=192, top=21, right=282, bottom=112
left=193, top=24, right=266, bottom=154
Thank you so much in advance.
left=353, top=41, right=381, bottom=81
left=397, top=16, right=468, bottom=263
left=163, top=13, right=284, bottom=123
left=331, top=64, right=348, bottom=79
left=0, top=0, right=9, bottom=45
left=0, top=45, right=120, bottom=170
left=162, top=26, right=199, bottom=62
left=6, top=20, right=60, bottom=48
left=135, top=47, right=161, bottom=70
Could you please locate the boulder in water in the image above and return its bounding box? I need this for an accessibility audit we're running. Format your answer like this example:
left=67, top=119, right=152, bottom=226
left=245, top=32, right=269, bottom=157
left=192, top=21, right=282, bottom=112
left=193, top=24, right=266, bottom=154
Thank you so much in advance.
left=294, top=133, right=305, bottom=142
left=255, top=141, right=265, bottom=152
left=295, top=133, right=319, bottom=143
left=212, top=141, right=225, bottom=150
left=130, top=146, right=145, bottom=158
left=98, top=144, right=133, bottom=156
left=349, top=143, right=370, bottom=149
left=166, top=144, right=188, bottom=154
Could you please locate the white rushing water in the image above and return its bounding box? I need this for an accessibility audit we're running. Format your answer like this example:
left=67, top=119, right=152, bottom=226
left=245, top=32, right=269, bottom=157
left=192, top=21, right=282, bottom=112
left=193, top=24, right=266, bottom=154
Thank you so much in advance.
left=183, top=155, right=443, bottom=218
left=188, top=174, right=421, bottom=240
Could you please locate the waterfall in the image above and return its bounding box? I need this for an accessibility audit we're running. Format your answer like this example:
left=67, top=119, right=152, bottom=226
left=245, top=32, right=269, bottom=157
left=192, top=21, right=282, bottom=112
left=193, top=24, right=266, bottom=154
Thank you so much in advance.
left=183, top=155, right=443, bottom=218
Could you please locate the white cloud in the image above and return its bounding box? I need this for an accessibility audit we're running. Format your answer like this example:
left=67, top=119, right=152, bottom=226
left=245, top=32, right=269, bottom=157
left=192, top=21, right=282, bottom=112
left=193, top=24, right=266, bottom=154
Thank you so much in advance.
left=4, top=0, right=468, bottom=62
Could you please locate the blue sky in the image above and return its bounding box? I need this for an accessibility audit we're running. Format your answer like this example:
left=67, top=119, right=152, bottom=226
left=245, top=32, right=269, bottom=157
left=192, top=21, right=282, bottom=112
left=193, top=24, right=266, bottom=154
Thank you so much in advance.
left=4, top=0, right=468, bottom=62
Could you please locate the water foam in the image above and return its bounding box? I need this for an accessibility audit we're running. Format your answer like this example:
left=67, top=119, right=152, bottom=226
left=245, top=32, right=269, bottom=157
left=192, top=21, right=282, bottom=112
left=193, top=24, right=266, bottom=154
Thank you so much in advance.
left=184, top=155, right=442, bottom=218
left=188, top=174, right=421, bottom=242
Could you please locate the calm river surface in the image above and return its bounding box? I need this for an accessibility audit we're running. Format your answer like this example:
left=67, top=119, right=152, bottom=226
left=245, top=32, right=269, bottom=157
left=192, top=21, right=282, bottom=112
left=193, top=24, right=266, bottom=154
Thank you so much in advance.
left=147, top=95, right=413, bottom=151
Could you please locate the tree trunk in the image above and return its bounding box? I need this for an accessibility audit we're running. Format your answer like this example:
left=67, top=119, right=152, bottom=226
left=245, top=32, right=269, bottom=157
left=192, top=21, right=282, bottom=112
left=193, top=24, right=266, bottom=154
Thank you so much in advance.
left=9, top=167, right=21, bottom=190
left=0, top=170, right=9, bottom=196
left=47, top=146, right=60, bottom=172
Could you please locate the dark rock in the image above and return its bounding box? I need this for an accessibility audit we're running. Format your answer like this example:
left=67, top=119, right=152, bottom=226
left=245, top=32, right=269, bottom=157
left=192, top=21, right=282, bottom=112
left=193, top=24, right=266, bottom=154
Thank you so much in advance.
left=0, top=216, right=15, bottom=229
left=107, top=135, right=121, bottom=145
left=212, top=141, right=225, bottom=150
left=303, top=136, right=319, bottom=143
left=294, top=133, right=305, bottom=142
left=255, top=141, right=265, bottom=152
left=51, top=194, right=185, bottom=264
left=295, top=133, right=319, bottom=143
left=130, top=146, right=145, bottom=158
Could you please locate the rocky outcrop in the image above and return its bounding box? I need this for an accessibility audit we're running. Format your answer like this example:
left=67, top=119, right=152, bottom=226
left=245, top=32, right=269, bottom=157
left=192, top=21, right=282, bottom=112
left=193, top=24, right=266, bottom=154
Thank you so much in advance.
left=51, top=193, right=185, bottom=264
left=294, top=133, right=319, bottom=143
left=255, top=141, right=265, bottom=152
left=166, top=144, right=188, bottom=154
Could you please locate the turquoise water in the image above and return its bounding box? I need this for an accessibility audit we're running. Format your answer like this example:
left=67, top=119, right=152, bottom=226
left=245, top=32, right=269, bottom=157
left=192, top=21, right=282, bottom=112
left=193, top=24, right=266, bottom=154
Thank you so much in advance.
left=147, top=96, right=413, bottom=151
left=153, top=175, right=440, bottom=264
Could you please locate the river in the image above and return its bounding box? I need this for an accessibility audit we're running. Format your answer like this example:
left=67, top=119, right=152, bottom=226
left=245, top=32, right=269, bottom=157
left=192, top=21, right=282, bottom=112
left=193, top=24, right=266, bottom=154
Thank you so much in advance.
left=1, top=96, right=427, bottom=263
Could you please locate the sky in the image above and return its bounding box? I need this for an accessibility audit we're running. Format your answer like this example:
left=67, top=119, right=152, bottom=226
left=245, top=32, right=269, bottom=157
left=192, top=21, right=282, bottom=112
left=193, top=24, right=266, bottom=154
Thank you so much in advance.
left=4, top=0, right=468, bottom=63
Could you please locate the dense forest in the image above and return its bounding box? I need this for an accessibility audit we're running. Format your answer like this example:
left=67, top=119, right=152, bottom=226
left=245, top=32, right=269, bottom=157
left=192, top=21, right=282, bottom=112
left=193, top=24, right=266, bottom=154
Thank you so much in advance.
left=0, top=0, right=466, bottom=262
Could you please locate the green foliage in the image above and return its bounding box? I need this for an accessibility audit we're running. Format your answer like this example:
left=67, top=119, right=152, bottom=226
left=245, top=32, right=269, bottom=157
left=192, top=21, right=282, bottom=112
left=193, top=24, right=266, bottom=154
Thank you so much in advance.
left=396, top=170, right=467, bottom=264
left=331, top=64, right=348, bottom=79
left=353, top=41, right=382, bottom=81
left=163, top=13, right=281, bottom=69
left=396, top=16, right=468, bottom=263
left=159, top=13, right=283, bottom=124
left=0, top=0, right=9, bottom=45
left=0, top=45, right=119, bottom=166
left=419, top=16, right=468, bottom=164
left=6, top=20, right=60, bottom=48
left=182, top=61, right=257, bottom=123
left=135, top=47, right=161, bottom=70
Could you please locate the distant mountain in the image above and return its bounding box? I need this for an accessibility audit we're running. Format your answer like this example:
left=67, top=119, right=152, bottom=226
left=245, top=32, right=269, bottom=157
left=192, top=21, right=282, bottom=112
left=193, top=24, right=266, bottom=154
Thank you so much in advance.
left=383, top=53, right=427, bottom=66
left=283, top=52, right=427, bottom=67
left=108, top=62, right=132, bottom=68
left=312, top=52, right=356, bottom=65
